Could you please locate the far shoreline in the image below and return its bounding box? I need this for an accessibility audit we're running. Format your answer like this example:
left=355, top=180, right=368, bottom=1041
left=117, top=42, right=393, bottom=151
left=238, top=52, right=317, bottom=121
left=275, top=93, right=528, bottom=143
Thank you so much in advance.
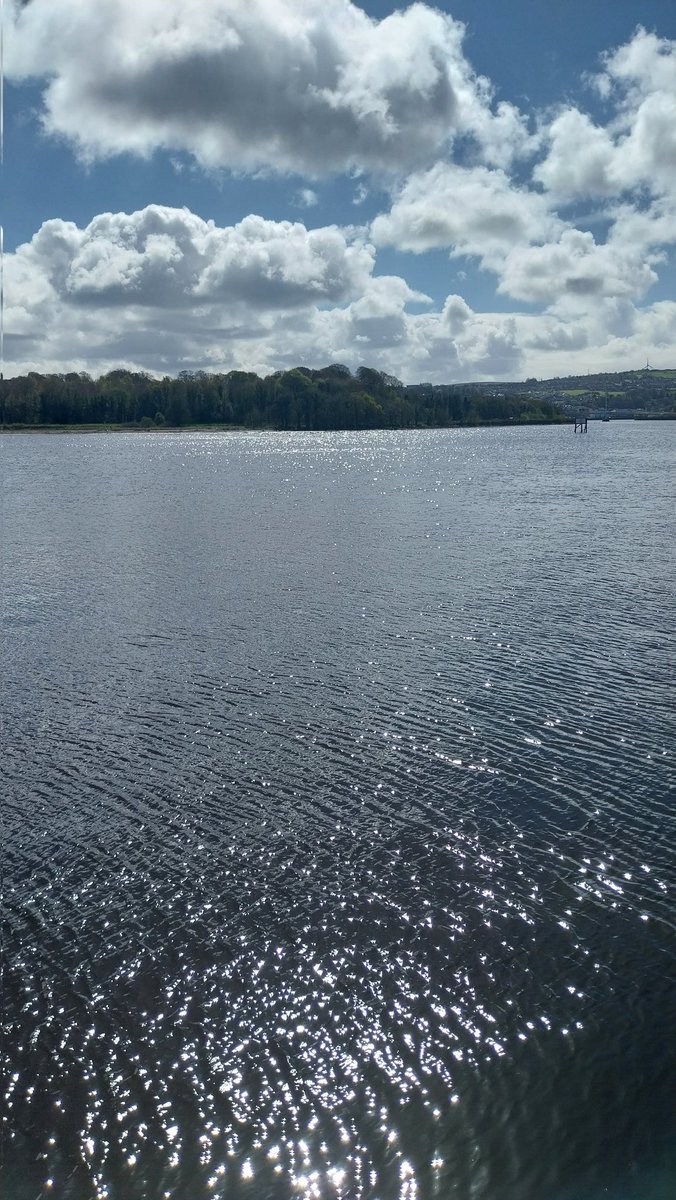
left=0, top=417, right=588, bottom=435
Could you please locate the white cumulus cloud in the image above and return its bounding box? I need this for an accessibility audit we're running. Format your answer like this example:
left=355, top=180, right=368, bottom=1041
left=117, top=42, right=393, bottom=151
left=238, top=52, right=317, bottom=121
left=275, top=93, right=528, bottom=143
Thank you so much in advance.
left=5, top=201, right=676, bottom=382
left=6, top=0, right=457, bottom=175
left=6, top=0, right=537, bottom=176
left=536, top=26, right=676, bottom=200
left=4, top=205, right=381, bottom=374
left=499, top=228, right=659, bottom=306
left=15, top=205, right=374, bottom=310
left=5, top=12, right=676, bottom=384
left=371, top=162, right=559, bottom=265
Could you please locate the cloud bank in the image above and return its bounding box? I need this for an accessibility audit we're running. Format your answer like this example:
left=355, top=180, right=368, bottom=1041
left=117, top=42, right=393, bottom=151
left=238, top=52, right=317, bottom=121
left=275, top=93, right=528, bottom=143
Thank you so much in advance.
left=7, top=204, right=676, bottom=383
left=5, top=4, right=676, bottom=380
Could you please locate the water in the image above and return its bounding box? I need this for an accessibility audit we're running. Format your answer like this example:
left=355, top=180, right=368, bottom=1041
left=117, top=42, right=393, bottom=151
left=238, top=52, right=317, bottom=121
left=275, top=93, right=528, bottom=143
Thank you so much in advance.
left=2, top=423, right=674, bottom=1200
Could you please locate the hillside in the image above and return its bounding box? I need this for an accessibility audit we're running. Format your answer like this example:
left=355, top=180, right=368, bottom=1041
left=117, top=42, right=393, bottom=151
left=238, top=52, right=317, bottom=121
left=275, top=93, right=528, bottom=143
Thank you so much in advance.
left=471, top=368, right=676, bottom=418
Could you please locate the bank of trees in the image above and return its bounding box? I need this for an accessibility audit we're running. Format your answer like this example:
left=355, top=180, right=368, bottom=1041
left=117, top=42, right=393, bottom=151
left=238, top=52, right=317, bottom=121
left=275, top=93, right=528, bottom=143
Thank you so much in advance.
left=0, top=365, right=565, bottom=429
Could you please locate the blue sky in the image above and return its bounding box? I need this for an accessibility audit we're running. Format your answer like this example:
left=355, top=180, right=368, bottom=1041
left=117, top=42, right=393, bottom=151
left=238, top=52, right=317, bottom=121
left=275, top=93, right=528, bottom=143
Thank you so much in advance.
left=4, top=0, right=676, bottom=381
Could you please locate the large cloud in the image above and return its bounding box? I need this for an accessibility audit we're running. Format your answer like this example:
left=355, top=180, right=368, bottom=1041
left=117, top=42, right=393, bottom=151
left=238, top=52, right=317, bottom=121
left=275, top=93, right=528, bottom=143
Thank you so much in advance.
left=6, top=204, right=676, bottom=384
left=371, top=158, right=675, bottom=309
left=4, top=204, right=426, bottom=376
left=366, top=26, right=676, bottom=313
left=3, top=205, right=377, bottom=374
left=371, top=162, right=559, bottom=267
left=6, top=11, right=676, bottom=384
left=19, top=4, right=675, bottom=199
left=6, top=0, right=529, bottom=175
left=499, top=228, right=659, bottom=306
left=535, top=27, right=676, bottom=200
left=17, top=205, right=375, bottom=309
left=2, top=201, right=521, bottom=381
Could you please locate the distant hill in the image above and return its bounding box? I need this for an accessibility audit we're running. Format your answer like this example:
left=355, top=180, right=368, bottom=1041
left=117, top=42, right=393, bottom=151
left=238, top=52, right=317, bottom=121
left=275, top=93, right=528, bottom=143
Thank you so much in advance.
left=469, top=368, right=676, bottom=419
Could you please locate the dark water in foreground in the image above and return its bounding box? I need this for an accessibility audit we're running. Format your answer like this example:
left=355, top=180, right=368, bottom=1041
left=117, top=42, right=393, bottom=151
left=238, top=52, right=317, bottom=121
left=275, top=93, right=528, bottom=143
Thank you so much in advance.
left=2, top=424, right=674, bottom=1200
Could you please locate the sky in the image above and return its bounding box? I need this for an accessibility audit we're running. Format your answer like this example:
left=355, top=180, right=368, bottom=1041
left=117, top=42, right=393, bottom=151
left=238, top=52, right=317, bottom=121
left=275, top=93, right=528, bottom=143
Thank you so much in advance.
left=4, top=0, right=676, bottom=383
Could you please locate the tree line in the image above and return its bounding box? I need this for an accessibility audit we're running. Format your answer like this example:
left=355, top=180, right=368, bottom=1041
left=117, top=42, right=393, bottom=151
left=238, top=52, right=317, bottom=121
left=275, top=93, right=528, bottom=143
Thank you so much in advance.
left=0, top=365, right=565, bottom=430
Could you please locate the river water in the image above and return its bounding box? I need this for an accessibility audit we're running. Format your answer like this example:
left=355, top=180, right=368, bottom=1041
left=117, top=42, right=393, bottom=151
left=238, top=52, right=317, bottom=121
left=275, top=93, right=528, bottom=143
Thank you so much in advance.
left=2, top=423, right=674, bottom=1200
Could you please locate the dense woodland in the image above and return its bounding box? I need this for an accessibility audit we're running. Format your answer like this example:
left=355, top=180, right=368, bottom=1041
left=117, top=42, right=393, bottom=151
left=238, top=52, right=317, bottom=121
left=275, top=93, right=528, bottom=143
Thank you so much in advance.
left=0, top=365, right=565, bottom=430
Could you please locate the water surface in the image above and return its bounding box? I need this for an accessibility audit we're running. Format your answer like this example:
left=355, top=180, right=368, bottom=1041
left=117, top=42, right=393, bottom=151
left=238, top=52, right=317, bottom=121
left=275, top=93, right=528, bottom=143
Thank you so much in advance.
left=2, top=424, right=675, bottom=1199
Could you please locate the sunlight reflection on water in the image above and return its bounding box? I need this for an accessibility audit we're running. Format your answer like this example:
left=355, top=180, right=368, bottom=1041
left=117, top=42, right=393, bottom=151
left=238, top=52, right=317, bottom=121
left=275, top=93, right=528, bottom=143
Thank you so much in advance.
left=2, top=425, right=675, bottom=1199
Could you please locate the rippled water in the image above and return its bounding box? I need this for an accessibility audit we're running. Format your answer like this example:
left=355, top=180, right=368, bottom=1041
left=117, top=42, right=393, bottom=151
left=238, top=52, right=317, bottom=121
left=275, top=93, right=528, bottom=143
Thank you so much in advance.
left=2, top=424, right=675, bottom=1200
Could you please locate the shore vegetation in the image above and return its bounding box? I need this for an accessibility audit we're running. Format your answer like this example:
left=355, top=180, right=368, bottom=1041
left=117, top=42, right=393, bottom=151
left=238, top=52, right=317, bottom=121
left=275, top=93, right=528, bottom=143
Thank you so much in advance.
left=1, top=366, right=565, bottom=431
